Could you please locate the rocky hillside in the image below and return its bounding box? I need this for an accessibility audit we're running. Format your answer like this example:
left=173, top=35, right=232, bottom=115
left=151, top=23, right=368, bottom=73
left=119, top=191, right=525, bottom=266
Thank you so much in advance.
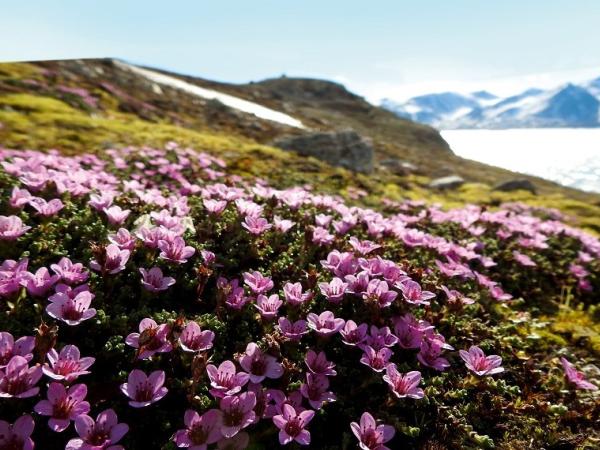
left=1, top=59, right=600, bottom=229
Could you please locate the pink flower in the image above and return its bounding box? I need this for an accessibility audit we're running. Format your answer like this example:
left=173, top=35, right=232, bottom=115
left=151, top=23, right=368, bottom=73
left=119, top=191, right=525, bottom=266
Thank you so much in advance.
left=0, top=215, right=31, bottom=240
left=108, top=228, right=136, bottom=251
left=383, top=365, right=424, bottom=399
left=179, top=321, right=215, bottom=352
left=0, top=355, right=42, bottom=398
left=312, top=226, right=334, bottom=245
left=254, top=294, right=283, bottom=319
left=120, top=369, right=168, bottom=407
left=243, top=271, right=273, bottom=294
left=29, top=198, right=64, bottom=216
left=359, top=346, right=393, bottom=372
left=345, top=271, right=370, bottom=294
left=88, top=192, right=114, bottom=211
left=46, top=290, right=96, bottom=326
left=43, top=344, right=95, bottom=382
left=363, top=279, right=397, bottom=308
left=206, top=360, right=250, bottom=398
left=103, top=205, right=130, bottom=225
left=277, top=317, right=309, bottom=342
left=319, top=278, right=347, bottom=304
left=173, top=409, right=223, bottom=449
left=51, top=257, right=89, bottom=285
left=350, top=412, right=395, bottom=450
left=307, top=311, right=345, bottom=337
left=204, top=198, right=228, bottom=215
left=348, top=237, right=381, bottom=255
left=239, top=342, right=283, bottom=383
left=0, top=258, right=29, bottom=298
left=560, top=357, right=597, bottom=390
left=305, top=350, right=336, bottom=376
left=440, top=285, right=474, bottom=306
left=300, top=373, right=336, bottom=409
left=125, top=318, right=172, bottom=360
left=273, top=404, right=315, bottom=446
left=513, top=251, right=536, bottom=267
left=365, top=326, right=398, bottom=350
left=219, top=392, right=256, bottom=438
left=90, top=244, right=130, bottom=275
left=399, top=280, right=435, bottom=306
left=283, top=282, right=312, bottom=306
left=20, top=267, right=59, bottom=297
left=65, top=409, right=128, bottom=450
left=158, top=236, right=195, bottom=264
left=34, top=382, right=90, bottom=432
left=273, top=216, right=295, bottom=233
left=9, top=187, right=32, bottom=209
left=139, top=267, right=176, bottom=292
left=0, top=332, right=35, bottom=368
left=0, top=415, right=35, bottom=450
left=459, top=346, right=504, bottom=376
left=392, top=314, right=432, bottom=349
left=340, top=320, right=368, bottom=346
left=242, top=216, right=272, bottom=235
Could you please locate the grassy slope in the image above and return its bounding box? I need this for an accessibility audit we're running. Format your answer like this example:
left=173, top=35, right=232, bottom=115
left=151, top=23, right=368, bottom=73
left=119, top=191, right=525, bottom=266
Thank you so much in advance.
left=1, top=60, right=600, bottom=235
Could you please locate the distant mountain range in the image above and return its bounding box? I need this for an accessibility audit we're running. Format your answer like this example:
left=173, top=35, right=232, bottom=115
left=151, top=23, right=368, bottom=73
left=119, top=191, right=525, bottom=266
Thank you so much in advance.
left=381, top=77, right=600, bottom=129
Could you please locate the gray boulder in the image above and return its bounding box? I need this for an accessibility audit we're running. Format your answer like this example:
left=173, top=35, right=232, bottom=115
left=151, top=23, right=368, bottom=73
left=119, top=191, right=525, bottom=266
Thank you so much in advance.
left=428, top=175, right=465, bottom=190
left=493, top=179, right=537, bottom=194
left=273, top=130, right=374, bottom=173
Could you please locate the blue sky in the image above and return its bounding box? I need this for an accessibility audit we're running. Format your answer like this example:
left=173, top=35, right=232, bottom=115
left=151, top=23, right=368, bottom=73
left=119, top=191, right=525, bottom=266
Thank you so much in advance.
left=1, top=0, right=599, bottom=100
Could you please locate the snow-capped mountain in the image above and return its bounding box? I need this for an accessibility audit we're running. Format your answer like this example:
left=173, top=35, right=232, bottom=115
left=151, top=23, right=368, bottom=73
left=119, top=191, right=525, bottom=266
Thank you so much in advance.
left=381, top=79, right=600, bottom=129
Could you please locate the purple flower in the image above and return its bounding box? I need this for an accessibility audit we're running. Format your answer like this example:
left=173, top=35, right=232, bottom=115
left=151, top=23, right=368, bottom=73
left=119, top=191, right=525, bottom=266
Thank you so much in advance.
left=204, top=198, right=228, bottom=215
left=366, top=326, right=398, bottom=350
left=254, top=294, right=283, bottom=320
left=282, top=282, right=312, bottom=306
left=340, top=320, right=368, bottom=346
left=43, top=344, right=95, bottom=382
left=46, top=290, right=96, bottom=326
left=242, top=216, right=272, bottom=235
left=125, top=318, right=172, bottom=360
left=359, top=346, right=393, bottom=372
left=560, top=357, right=597, bottom=391
left=139, top=267, right=176, bottom=292
left=417, top=339, right=450, bottom=371
left=219, top=392, right=256, bottom=438
left=392, top=314, right=431, bottom=349
left=300, top=373, right=336, bottom=409
left=273, top=404, right=315, bottom=446
left=277, top=317, right=308, bottom=342
left=273, top=216, right=295, bottom=233
left=312, top=226, right=334, bottom=245
left=243, top=271, right=273, bottom=294
left=0, top=415, right=35, bottom=450
left=399, top=280, right=435, bottom=306
left=0, top=215, right=31, bottom=240
left=179, top=321, right=215, bottom=352
left=383, top=365, right=424, bottom=399
left=20, top=267, right=59, bottom=297
left=307, top=311, right=345, bottom=337
left=120, top=369, right=168, bottom=407
left=350, top=412, right=395, bottom=450
left=90, top=244, right=130, bottom=275
left=0, top=332, right=35, bottom=368
left=103, top=205, right=130, bottom=225
left=305, top=350, right=336, bottom=376
left=34, top=382, right=90, bottom=432
left=440, top=285, right=474, bottom=306
left=29, top=197, right=64, bottom=216
left=108, top=228, right=136, bottom=251
left=9, top=187, right=32, bottom=209
left=158, top=236, right=195, bottom=264
left=459, top=346, right=504, bottom=376
left=0, top=355, right=42, bottom=398
left=65, top=409, right=128, bottom=450
left=239, top=342, right=283, bottom=383
left=0, top=258, right=29, bottom=298
left=88, top=192, right=114, bottom=211
left=348, top=237, right=381, bottom=255
left=206, top=360, right=250, bottom=398
left=51, top=257, right=89, bottom=285
left=318, top=278, right=347, bottom=304
left=173, top=409, right=223, bottom=449
left=363, top=279, right=398, bottom=308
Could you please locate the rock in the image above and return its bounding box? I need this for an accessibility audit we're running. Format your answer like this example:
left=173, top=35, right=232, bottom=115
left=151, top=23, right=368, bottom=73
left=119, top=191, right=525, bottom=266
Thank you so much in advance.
left=493, top=179, right=537, bottom=194
left=379, top=159, right=418, bottom=175
left=428, top=175, right=465, bottom=190
left=273, top=130, right=374, bottom=173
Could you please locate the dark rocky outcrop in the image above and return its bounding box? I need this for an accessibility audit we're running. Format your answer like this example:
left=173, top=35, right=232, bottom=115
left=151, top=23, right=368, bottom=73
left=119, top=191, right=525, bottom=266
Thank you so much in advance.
left=494, top=179, right=537, bottom=194
left=273, top=130, right=374, bottom=173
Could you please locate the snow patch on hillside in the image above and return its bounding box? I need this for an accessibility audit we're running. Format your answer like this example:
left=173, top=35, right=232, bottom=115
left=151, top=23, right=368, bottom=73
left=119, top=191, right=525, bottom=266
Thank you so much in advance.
left=117, top=61, right=305, bottom=129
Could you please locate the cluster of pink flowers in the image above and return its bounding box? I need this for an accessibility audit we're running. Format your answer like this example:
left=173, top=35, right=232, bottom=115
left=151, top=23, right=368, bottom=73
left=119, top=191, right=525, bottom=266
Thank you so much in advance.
left=0, top=143, right=597, bottom=449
